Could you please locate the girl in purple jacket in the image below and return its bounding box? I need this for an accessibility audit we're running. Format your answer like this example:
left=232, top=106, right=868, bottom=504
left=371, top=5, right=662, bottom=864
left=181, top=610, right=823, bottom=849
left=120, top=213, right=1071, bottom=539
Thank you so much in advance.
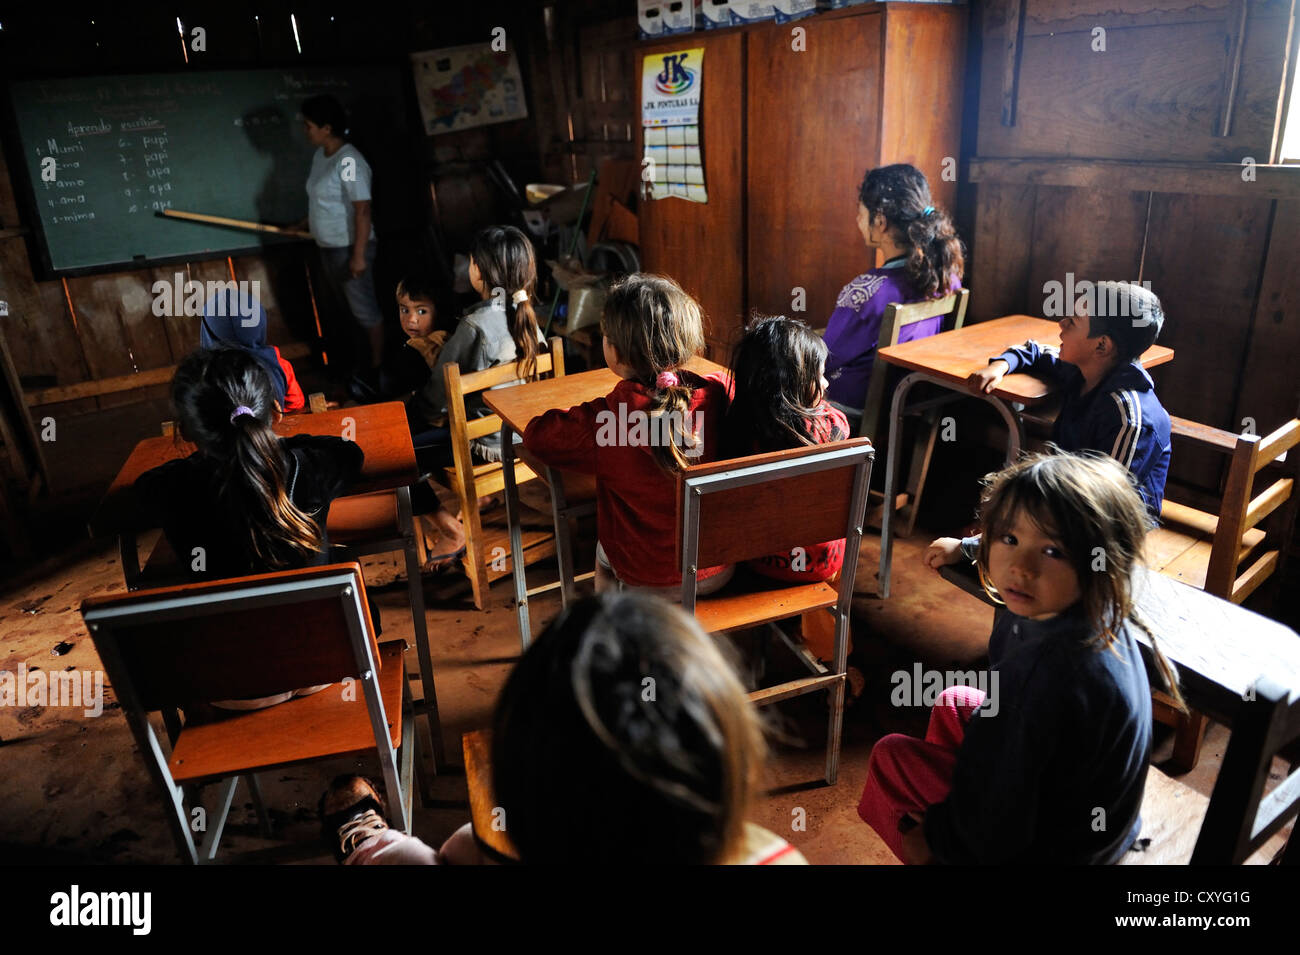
left=823, top=163, right=965, bottom=421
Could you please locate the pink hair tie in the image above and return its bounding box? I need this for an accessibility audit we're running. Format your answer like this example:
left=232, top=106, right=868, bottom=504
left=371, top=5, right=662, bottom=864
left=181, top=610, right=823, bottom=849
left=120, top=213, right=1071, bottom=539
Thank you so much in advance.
left=655, top=371, right=679, bottom=390
left=230, top=405, right=255, bottom=424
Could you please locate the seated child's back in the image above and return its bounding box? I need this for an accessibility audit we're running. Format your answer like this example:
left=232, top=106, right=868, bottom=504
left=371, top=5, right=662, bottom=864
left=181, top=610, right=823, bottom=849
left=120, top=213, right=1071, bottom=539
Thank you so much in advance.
left=524, top=274, right=729, bottom=590
left=723, top=315, right=849, bottom=582
left=200, top=288, right=305, bottom=414
left=135, top=348, right=362, bottom=580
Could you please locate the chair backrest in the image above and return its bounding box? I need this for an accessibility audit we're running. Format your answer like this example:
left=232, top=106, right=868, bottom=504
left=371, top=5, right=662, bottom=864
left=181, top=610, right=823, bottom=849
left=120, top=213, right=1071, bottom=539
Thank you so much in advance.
left=82, top=563, right=380, bottom=710
left=443, top=336, right=567, bottom=455
left=677, top=439, right=874, bottom=610
left=1192, top=417, right=1300, bottom=603
left=860, top=288, right=969, bottom=441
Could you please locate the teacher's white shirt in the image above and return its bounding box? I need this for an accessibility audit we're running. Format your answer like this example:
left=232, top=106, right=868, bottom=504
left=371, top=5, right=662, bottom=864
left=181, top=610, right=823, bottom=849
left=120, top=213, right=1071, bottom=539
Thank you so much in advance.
left=306, top=144, right=376, bottom=249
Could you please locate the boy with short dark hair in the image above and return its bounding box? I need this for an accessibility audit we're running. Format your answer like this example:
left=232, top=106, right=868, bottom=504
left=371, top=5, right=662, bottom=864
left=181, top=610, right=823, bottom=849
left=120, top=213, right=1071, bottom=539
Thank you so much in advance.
left=349, top=271, right=447, bottom=402
left=927, top=281, right=1172, bottom=567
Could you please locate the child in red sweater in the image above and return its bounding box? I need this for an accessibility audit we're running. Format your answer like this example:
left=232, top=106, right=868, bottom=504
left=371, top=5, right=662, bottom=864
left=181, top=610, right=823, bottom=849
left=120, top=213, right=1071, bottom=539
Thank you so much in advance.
left=524, top=274, right=731, bottom=594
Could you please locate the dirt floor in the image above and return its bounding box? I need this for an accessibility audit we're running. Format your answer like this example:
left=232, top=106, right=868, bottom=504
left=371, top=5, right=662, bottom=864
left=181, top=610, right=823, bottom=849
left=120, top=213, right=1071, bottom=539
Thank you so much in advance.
left=0, top=524, right=1290, bottom=865
left=1, top=388, right=1292, bottom=865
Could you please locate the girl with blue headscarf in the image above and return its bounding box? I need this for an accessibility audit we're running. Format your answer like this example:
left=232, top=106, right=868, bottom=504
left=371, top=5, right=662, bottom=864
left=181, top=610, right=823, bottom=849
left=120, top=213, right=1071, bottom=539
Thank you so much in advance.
left=200, top=287, right=305, bottom=413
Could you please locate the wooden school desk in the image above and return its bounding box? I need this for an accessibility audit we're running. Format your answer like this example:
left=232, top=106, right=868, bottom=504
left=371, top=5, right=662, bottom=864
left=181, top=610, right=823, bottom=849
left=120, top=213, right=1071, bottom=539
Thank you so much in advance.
left=875, top=315, right=1174, bottom=598
left=89, top=402, right=442, bottom=788
left=484, top=357, right=727, bottom=648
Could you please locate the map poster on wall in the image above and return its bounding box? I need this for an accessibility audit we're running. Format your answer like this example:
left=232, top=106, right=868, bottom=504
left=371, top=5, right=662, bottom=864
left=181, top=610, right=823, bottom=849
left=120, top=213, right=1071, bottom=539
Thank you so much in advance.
left=410, top=43, right=527, bottom=135
left=641, top=47, right=707, bottom=203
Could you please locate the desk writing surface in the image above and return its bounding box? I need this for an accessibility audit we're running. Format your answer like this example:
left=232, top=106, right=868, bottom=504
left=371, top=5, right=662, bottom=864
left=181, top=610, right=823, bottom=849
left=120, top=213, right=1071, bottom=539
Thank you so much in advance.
left=484, top=357, right=728, bottom=434
left=877, top=315, right=1174, bottom=406
left=91, top=402, right=416, bottom=539
left=1130, top=567, right=1300, bottom=724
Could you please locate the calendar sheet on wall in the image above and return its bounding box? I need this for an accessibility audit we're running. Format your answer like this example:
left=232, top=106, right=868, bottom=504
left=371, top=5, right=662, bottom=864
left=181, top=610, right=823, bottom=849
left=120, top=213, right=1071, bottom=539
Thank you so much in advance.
left=641, top=47, right=707, bottom=203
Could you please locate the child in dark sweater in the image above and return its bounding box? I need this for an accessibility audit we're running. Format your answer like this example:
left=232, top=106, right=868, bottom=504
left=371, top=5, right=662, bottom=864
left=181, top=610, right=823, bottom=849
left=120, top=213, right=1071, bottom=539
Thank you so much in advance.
left=861, top=452, right=1183, bottom=863
left=135, top=348, right=367, bottom=708
left=349, top=272, right=448, bottom=404
left=136, top=348, right=362, bottom=579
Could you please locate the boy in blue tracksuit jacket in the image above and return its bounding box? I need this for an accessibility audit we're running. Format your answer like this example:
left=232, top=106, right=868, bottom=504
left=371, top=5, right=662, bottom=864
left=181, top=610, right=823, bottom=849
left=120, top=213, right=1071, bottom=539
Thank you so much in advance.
left=925, top=281, right=1172, bottom=565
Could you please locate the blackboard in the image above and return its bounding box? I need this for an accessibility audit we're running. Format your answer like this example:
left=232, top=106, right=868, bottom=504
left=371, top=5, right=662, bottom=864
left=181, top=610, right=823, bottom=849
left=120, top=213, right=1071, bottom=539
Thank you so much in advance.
left=7, top=68, right=404, bottom=275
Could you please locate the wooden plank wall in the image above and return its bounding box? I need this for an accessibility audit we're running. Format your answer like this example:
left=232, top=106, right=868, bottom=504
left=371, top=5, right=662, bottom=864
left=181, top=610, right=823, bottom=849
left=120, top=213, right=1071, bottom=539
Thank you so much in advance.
left=968, top=0, right=1300, bottom=502
left=746, top=13, right=885, bottom=334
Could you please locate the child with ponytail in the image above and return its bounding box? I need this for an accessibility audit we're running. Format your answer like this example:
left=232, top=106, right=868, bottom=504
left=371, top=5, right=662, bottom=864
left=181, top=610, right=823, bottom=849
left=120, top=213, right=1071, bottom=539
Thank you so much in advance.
left=407, top=225, right=545, bottom=570
left=136, top=347, right=362, bottom=579
left=134, top=347, right=367, bottom=708
left=824, top=163, right=965, bottom=422
left=524, top=274, right=732, bottom=595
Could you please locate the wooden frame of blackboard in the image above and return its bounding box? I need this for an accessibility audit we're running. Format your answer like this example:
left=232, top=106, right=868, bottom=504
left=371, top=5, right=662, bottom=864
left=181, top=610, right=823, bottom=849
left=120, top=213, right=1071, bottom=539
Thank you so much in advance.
left=0, top=61, right=419, bottom=279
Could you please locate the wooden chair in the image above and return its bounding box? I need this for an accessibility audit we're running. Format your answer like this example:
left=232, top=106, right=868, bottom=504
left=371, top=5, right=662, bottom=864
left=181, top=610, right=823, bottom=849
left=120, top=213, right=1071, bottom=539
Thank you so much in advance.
left=1189, top=678, right=1300, bottom=864
left=81, top=562, right=416, bottom=864
left=154, top=393, right=444, bottom=785
left=1149, top=416, right=1300, bottom=771
left=859, top=289, right=969, bottom=537
left=678, top=438, right=874, bottom=785
left=463, top=729, right=519, bottom=863
left=441, top=337, right=595, bottom=610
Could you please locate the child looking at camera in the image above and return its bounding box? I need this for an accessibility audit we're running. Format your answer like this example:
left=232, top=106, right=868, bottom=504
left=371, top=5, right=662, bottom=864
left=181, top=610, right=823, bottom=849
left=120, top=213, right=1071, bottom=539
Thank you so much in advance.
left=860, top=452, right=1182, bottom=864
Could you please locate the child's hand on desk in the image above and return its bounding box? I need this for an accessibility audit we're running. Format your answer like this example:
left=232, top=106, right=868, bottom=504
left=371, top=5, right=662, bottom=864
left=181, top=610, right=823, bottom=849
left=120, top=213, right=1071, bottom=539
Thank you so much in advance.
left=967, top=359, right=1009, bottom=394
left=923, top=537, right=964, bottom=570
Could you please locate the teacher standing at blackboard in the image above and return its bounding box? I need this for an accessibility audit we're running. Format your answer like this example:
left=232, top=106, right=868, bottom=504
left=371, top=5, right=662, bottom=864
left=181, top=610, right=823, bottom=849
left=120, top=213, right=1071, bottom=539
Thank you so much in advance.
left=299, top=95, right=385, bottom=372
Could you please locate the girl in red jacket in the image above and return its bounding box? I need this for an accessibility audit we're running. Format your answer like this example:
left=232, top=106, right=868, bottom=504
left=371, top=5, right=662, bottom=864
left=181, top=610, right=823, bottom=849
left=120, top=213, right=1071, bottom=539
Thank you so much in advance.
left=524, top=274, right=731, bottom=595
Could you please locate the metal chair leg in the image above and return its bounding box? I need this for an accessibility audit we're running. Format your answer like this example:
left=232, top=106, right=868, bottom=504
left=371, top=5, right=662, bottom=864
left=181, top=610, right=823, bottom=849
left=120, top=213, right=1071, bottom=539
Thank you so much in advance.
left=397, top=486, right=445, bottom=784
left=245, top=773, right=273, bottom=838
left=899, top=410, right=941, bottom=538
left=500, top=426, right=531, bottom=649
left=550, top=470, right=576, bottom=607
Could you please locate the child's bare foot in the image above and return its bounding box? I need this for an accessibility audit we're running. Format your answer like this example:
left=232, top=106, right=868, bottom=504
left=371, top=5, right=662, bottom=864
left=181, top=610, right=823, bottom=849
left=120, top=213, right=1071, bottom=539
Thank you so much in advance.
left=847, top=665, right=867, bottom=701
left=419, top=508, right=466, bottom=574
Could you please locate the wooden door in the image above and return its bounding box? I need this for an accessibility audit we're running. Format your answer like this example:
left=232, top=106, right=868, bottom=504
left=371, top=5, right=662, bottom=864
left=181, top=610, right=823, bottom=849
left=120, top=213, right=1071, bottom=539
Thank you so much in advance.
left=745, top=11, right=884, bottom=336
